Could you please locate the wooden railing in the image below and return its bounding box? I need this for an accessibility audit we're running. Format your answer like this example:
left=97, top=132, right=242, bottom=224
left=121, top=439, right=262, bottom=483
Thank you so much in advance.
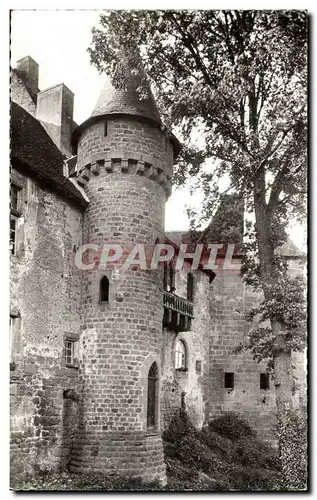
left=163, top=290, right=194, bottom=318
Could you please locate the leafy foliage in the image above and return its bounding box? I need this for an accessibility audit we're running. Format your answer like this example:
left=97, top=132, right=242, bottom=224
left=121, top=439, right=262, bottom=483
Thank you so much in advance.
left=88, top=9, right=307, bottom=366
left=233, top=436, right=281, bottom=470
left=88, top=10, right=307, bottom=218
left=207, top=412, right=255, bottom=441
left=15, top=469, right=161, bottom=491
left=276, top=409, right=308, bottom=490
left=15, top=411, right=293, bottom=492
left=163, top=409, right=283, bottom=491
left=162, top=407, right=197, bottom=442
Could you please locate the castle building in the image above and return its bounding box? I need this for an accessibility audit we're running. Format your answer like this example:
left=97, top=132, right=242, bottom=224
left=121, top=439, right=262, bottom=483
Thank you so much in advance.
left=10, top=56, right=306, bottom=487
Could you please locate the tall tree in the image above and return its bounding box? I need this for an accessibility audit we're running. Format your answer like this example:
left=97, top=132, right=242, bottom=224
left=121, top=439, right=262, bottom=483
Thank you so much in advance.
left=88, top=10, right=307, bottom=488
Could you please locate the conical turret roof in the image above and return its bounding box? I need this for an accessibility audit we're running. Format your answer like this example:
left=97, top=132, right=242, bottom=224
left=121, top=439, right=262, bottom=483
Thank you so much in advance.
left=91, top=73, right=161, bottom=125
left=71, top=69, right=181, bottom=158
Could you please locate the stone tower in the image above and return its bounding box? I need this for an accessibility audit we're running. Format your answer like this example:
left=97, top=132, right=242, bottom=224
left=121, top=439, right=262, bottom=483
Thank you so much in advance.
left=70, top=73, right=179, bottom=484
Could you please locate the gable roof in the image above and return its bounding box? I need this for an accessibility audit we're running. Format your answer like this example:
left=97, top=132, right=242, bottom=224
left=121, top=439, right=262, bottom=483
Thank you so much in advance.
left=10, top=101, right=87, bottom=207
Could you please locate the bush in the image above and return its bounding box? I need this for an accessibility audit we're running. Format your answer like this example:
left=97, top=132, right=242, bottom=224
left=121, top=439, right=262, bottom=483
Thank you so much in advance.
left=165, top=457, right=201, bottom=490
left=208, top=413, right=255, bottom=441
left=232, top=436, right=281, bottom=471
left=198, top=427, right=235, bottom=462
left=162, top=409, right=283, bottom=491
left=227, top=464, right=282, bottom=491
left=162, top=408, right=197, bottom=443
left=176, top=433, right=230, bottom=476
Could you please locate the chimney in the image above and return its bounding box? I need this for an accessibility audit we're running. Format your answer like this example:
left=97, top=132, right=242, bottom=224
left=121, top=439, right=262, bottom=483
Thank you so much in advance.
left=36, top=84, right=74, bottom=157
left=16, top=56, right=39, bottom=94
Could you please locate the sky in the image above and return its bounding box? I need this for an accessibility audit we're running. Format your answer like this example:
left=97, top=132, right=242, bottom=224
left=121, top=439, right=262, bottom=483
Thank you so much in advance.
left=10, top=10, right=306, bottom=247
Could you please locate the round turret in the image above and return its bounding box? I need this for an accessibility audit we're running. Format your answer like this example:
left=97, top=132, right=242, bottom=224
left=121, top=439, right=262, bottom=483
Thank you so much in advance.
left=70, top=72, right=178, bottom=485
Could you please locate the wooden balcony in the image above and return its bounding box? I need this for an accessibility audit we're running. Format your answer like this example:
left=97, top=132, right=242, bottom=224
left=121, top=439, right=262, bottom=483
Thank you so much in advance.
left=163, top=290, right=194, bottom=332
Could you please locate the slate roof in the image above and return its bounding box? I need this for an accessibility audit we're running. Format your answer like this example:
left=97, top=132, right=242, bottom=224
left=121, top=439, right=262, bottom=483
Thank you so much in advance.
left=165, top=230, right=304, bottom=258
left=10, top=102, right=87, bottom=207
left=12, top=67, right=39, bottom=104
left=71, top=72, right=181, bottom=159
left=91, top=74, right=161, bottom=125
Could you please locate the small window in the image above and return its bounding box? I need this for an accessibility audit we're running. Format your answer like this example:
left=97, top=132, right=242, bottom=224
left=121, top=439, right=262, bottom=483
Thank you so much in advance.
left=260, top=373, right=270, bottom=390
left=104, top=121, right=108, bottom=137
left=187, top=273, right=194, bottom=301
left=10, top=216, right=17, bottom=255
left=100, top=276, right=109, bottom=303
left=196, top=360, right=202, bottom=373
left=169, top=268, right=175, bottom=292
left=163, top=266, right=168, bottom=290
left=11, top=185, right=19, bottom=211
left=10, top=313, right=21, bottom=360
left=147, top=362, right=158, bottom=428
left=163, top=265, right=175, bottom=293
left=65, top=340, right=75, bottom=365
left=224, top=372, right=234, bottom=389
left=175, top=340, right=186, bottom=369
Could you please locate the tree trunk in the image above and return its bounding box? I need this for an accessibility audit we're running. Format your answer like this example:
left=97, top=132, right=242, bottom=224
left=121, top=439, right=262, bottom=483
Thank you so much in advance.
left=254, top=189, right=294, bottom=406
left=271, top=320, right=293, bottom=415
left=253, top=189, right=306, bottom=489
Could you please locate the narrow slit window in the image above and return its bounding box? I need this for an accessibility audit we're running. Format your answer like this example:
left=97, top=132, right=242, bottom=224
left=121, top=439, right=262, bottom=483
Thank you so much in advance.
left=104, top=121, right=108, bottom=137
left=187, top=273, right=194, bottom=301
left=169, top=268, right=175, bottom=292
left=163, top=266, right=168, bottom=291
left=147, top=362, right=158, bottom=428
left=260, top=373, right=270, bottom=390
left=100, top=276, right=109, bottom=303
left=224, top=372, right=234, bottom=389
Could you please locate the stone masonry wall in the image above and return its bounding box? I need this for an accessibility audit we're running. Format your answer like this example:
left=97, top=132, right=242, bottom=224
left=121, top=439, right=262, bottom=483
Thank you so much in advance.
left=10, top=167, right=83, bottom=486
left=161, top=266, right=211, bottom=430
left=208, top=257, right=306, bottom=444
left=76, top=118, right=174, bottom=173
